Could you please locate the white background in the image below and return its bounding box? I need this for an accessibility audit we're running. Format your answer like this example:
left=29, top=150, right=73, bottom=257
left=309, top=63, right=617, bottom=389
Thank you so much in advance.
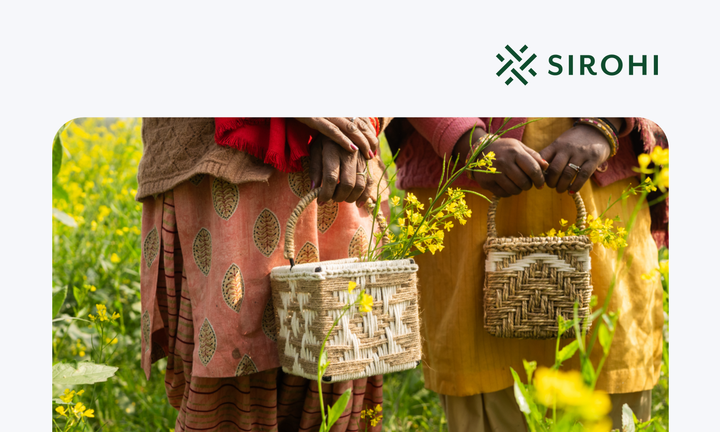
left=0, top=0, right=714, bottom=428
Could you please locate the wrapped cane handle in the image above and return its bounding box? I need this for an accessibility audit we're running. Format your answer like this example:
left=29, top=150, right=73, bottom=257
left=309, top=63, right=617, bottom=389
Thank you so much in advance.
left=283, top=188, right=390, bottom=265
left=487, top=192, right=587, bottom=239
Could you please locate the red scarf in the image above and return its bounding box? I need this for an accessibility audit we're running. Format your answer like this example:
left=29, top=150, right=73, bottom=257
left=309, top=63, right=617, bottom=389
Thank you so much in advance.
left=214, top=118, right=317, bottom=173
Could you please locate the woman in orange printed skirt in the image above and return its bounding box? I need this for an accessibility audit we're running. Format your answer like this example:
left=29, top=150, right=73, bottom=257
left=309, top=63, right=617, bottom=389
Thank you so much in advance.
left=136, top=117, right=388, bottom=432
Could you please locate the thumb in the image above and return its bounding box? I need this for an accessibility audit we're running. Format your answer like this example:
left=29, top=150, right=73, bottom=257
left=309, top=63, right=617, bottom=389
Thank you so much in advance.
left=522, top=142, right=549, bottom=171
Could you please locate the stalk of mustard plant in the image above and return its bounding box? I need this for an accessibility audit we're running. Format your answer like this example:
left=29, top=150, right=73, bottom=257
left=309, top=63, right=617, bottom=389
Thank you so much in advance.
left=316, top=282, right=374, bottom=432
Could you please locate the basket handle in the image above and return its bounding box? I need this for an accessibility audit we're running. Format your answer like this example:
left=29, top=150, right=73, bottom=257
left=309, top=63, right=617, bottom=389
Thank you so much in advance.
left=283, top=188, right=391, bottom=267
left=486, top=192, right=587, bottom=239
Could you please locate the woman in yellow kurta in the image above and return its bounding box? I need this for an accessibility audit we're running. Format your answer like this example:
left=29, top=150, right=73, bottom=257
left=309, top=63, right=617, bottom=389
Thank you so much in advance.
left=387, top=117, right=666, bottom=431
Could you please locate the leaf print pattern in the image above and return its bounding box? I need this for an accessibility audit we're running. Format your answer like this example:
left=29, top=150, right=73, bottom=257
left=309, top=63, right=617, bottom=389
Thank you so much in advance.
left=235, top=354, right=259, bottom=377
left=317, top=201, right=339, bottom=233
left=295, top=241, right=320, bottom=264
left=212, top=178, right=239, bottom=221
left=198, top=318, right=217, bottom=366
left=253, top=209, right=280, bottom=258
left=142, top=310, right=151, bottom=352
left=262, top=299, right=277, bottom=342
left=193, top=228, right=212, bottom=276
left=143, top=227, right=159, bottom=268
left=222, top=264, right=245, bottom=313
left=348, top=226, right=369, bottom=258
left=288, top=158, right=312, bottom=197
left=189, top=173, right=205, bottom=186
left=150, top=342, right=166, bottom=362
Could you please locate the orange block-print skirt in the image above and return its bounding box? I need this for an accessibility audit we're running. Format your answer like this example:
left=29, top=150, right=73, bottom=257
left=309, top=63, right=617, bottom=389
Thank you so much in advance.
left=140, top=170, right=383, bottom=431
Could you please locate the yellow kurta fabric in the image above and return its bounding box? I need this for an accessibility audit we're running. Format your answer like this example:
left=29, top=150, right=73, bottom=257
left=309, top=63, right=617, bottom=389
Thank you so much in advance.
left=410, top=118, right=663, bottom=397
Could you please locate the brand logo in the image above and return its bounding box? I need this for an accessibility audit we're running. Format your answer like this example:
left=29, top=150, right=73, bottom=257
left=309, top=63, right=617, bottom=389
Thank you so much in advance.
left=496, top=45, right=537, bottom=86
left=497, top=45, right=659, bottom=86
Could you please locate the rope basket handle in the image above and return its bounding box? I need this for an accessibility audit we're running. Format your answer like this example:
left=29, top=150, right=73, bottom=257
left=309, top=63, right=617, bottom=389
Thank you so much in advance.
left=486, top=192, right=587, bottom=239
left=283, top=188, right=391, bottom=266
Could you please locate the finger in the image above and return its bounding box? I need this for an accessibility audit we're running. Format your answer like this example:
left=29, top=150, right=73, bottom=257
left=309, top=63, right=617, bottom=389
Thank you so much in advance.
left=356, top=117, right=379, bottom=156
left=309, top=118, right=359, bottom=154
left=309, top=139, right=323, bottom=190
left=502, top=163, right=534, bottom=191
left=332, top=149, right=357, bottom=203
left=485, top=180, right=511, bottom=198
left=346, top=157, right=367, bottom=204
left=520, top=143, right=549, bottom=171
left=357, top=161, right=377, bottom=207
left=544, top=151, right=570, bottom=188
left=567, top=160, right=597, bottom=193
left=319, top=143, right=341, bottom=204
left=326, top=117, right=373, bottom=159
left=514, top=151, right=545, bottom=189
left=556, top=158, right=585, bottom=193
left=538, top=144, right=557, bottom=167
left=495, top=175, right=522, bottom=197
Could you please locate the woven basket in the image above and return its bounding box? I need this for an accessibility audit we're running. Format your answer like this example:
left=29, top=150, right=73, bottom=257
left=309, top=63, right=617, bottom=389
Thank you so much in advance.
left=483, top=193, right=593, bottom=339
left=269, top=189, right=421, bottom=383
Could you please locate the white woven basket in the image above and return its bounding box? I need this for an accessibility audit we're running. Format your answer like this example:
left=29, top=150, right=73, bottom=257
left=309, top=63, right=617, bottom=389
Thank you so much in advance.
left=269, top=189, right=422, bottom=383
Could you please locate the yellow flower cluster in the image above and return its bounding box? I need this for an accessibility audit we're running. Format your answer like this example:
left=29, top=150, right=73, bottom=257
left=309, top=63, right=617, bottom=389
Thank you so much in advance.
left=537, top=215, right=628, bottom=250
left=71, top=338, right=87, bottom=357
left=637, top=146, right=669, bottom=189
left=468, top=150, right=497, bottom=172
left=386, top=188, right=471, bottom=257
left=348, top=282, right=374, bottom=313
left=56, top=389, right=95, bottom=422
left=88, top=303, right=121, bottom=323
left=534, top=367, right=611, bottom=427
left=360, top=404, right=383, bottom=427
left=642, top=260, right=669, bottom=282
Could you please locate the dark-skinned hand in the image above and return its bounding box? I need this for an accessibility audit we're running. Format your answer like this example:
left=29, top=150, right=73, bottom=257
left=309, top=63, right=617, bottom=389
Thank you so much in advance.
left=539, top=124, right=612, bottom=194
left=296, top=117, right=378, bottom=160
left=472, top=137, right=549, bottom=198
left=309, top=134, right=375, bottom=207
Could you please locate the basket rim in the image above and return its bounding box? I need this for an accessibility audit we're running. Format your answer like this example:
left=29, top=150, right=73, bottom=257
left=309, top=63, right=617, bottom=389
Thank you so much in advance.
left=270, top=257, right=418, bottom=280
left=486, top=234, right=590, bottom=243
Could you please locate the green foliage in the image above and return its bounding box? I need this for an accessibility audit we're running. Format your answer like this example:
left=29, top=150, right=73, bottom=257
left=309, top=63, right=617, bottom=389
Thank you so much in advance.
left=53, top=362, right=118, bottom=387
left=52, top=118, right=176, bottom=431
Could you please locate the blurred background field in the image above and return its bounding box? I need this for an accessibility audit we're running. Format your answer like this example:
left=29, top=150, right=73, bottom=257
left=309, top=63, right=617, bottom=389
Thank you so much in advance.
left=52, top=118, right=667, bottom=431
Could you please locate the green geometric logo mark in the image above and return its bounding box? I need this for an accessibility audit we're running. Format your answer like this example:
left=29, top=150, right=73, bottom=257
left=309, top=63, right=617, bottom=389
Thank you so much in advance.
left=496, top=45, right=537, bottom=86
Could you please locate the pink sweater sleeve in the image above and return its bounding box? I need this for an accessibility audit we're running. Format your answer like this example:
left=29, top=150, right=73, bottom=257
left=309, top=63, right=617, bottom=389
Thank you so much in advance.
left=407, top=118, right=486, bottom=158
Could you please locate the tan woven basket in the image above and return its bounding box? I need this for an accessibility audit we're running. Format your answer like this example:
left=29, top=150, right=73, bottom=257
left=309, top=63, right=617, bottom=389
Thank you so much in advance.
left=269, top=189, right=421, bottom=383
left=483, top=193, right=593, bottom=339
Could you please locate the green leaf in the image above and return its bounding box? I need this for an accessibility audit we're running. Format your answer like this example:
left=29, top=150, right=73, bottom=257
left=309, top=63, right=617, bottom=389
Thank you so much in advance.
left=52, top=361, right=118, bottom=386
left=52, top=130, right=63, bottom=182
left=556, top=340, right=579, bottom=364
left=73, top=285, right=85, bottom=310
left=522, top=359, right=537, bottom=383
left=52, top=183, right=69, bottom=202
left=557, top=315, right=574, bottom=335
left=621, top=403, right=636, bottom=432
left=580, top=357, right=595, bottom=386
left=513, top=381, right=530, bottom=414
left=52, top=208, right=77, bottom=228
left=598, top=322, right=613, bottom=355
left=52, top=286, right=67, bottom=319
left=326, top=388, right=352, bottom=428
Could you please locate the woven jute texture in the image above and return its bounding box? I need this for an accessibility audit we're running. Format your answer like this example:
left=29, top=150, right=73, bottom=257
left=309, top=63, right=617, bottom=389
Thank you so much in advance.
left=483, top=193, right=593, bottom=339
left=269, top=189, right=421, bottom=383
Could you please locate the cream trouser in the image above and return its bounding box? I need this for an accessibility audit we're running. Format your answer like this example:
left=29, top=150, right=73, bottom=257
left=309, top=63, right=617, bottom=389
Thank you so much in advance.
left=438, top=387, right=652, bottom=432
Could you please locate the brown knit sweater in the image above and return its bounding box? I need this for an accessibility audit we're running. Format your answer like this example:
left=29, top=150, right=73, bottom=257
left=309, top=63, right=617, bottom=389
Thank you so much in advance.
left=135, top=118, right=392, bottom=201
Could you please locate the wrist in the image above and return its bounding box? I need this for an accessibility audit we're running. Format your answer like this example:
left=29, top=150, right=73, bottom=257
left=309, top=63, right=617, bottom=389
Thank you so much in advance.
left=575, top=118, right=619, bottom=158
left=452, top=127, right=488, bottom=162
